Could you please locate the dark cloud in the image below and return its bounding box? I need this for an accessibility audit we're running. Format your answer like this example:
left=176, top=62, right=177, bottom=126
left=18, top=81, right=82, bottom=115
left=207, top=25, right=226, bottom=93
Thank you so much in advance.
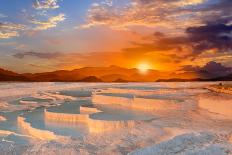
left=154, top=32, right=165, bottom=38
left=203, top=61, right=232, bottom=73
left=13, top=51, right=63, bottom=59
left=181, top=61, right=232, bottom=77
left=122, top=0, right=232, bottom=61
left=199, top=0, right=232, bottom=17
left=124, top=20, right=232, bottom=60
left=124, top=35, right=188, bottom=54
left=186, top=22, right=232, bottom=54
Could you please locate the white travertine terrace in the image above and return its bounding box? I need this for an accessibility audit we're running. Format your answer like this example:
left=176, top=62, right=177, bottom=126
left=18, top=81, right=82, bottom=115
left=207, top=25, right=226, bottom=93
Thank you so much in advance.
left=92, top=94, right=178, bottom=111
left=0, top=115, right=6, bottom=121
left=99, top=88, right=156, bottom=96
left=44, top=109, right=135, bottom=133
left=198, top=94, right=232, bottom=118
left=230, top=135, right=232, bottom=143
left=45, top=109, right=90, bottom=123
left=206, top=85, right=232, bottom=95
left=0, top=129, right=34, bottom=139
left=0, top=91, right=77, bottom=112
left=87, top=119, right=135, bottom=133
left=1, top=83, right=232, bottom=154
left=99, top=87, right=208, bottom=97
left=19, top=100, right=38, bottom=105
left=0, top=101, right=22, bottom=112
left=80, top=106, right=102, bottom=114
left=128, top=132, right=231, bottom=155
left=44, top=106, right=101, bottom=122
left=0, top=82, right=98, bottom=99
left=17, top=116, right=58, bottom=140
left=33, top=92, right=76, bottom=101
left=0, top=130, right=14, bottom=136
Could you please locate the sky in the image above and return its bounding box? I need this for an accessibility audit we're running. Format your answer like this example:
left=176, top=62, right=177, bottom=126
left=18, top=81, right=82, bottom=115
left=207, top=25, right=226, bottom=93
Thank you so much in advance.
left=0, top=0, right=232, bottom=73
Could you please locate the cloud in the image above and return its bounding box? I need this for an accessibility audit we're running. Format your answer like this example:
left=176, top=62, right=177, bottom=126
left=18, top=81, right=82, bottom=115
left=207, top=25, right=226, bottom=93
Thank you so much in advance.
left=123, top=19, right=232, bottom=61
left=13, top=51, right=63, bottom=59
left=78, top=0, right=232, bottom=38
left=12, top=50, right=131, bottom=70
left=181, top=61, right=232, bottom=77
left=0, top=31, right=19, bottom=39
left=79, top=0, right=207, bottom=30
left=30, top=13, right=65, bottom=30
left=0, top=22, right=25, bottom=39
left=17, top=16, right=232, bottom=70
left=176, top=0, right=205, bottom=6
left=33, top=0, right=59, bottom=10
left=186, top=22, right=232, bottom=54
left=0, top=22, right=25, bottom=30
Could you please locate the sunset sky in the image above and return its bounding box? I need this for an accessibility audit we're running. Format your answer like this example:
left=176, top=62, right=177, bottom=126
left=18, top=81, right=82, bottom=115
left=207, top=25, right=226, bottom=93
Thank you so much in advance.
left=0, top=0, right=232, bottom=73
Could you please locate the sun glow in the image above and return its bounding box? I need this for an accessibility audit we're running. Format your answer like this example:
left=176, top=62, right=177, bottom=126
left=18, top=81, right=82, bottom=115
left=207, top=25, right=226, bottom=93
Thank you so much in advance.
left=137, top=62, right=151, bottom=74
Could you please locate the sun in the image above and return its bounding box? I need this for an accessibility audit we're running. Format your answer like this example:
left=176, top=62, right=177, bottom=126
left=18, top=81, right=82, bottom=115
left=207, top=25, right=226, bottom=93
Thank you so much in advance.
left=137, top=62, right=151, bottom=74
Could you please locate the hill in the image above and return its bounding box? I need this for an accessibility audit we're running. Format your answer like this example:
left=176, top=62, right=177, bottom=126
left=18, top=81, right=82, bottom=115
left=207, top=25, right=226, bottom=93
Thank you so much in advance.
left=0, top=66, right=232, bottom=82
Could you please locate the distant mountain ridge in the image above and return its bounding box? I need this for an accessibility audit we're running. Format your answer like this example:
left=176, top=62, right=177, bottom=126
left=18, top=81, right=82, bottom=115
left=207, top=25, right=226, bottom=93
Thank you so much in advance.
left=0, top=66, right=232, bottom=82
left=0, top=68, right=29, bottom=81
left=156, top=74, right=232, bottom=82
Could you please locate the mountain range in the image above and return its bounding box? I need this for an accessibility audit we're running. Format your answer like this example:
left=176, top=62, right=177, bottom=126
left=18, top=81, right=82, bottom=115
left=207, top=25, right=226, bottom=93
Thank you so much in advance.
left=0, top=65, right=232, bottom=82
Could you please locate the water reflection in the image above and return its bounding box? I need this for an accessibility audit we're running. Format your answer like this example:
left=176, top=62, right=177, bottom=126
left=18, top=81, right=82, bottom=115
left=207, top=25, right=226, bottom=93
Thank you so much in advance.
left=199, top=93, right=232, bottom=118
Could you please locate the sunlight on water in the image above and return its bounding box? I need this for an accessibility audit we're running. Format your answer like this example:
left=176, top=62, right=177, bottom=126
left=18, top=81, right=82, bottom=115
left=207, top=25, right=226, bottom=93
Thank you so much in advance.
left=199, top=93, right=232, bottom=117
